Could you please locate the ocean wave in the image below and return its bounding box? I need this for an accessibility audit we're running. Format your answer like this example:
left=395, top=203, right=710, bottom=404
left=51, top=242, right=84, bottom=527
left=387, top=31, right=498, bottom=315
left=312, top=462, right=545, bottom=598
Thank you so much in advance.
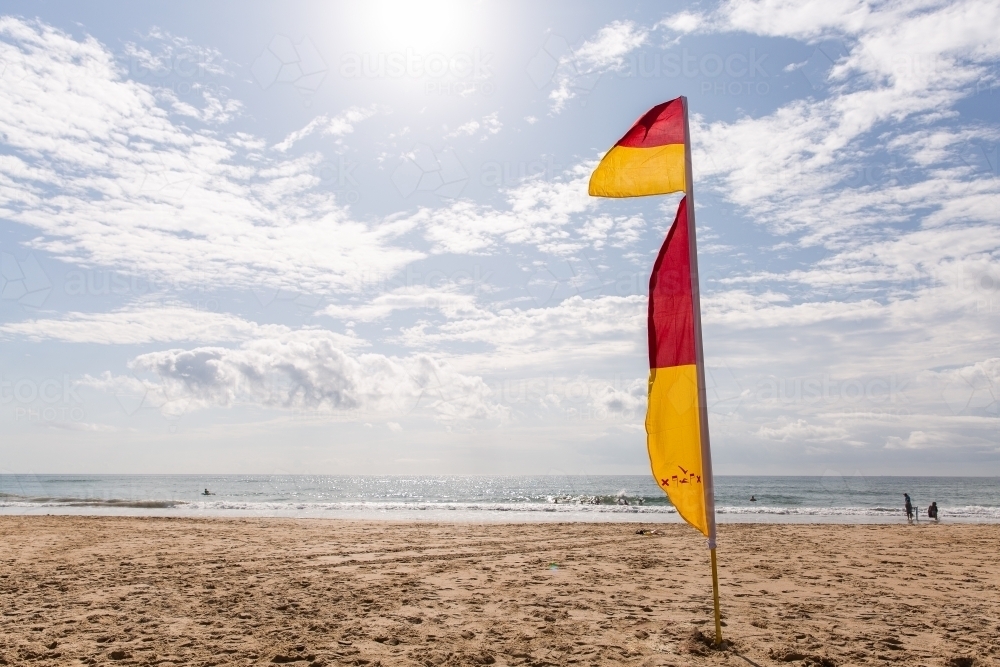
left=0, top=494, right=183, bottom=509
left=3, top=497, right=999, bottom=519
left=719, top=504, right=1000, bottom=518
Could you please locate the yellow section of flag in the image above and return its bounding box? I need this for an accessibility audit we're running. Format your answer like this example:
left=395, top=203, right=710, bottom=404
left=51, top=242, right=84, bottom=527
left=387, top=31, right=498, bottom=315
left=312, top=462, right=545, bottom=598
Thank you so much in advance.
left=587, top=144, right=686, bottom=198
left=646, top=364, right=708, bottom=536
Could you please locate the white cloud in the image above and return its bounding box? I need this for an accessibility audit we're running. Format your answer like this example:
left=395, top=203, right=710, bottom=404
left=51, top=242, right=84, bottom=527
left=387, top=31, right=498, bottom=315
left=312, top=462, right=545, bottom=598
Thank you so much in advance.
left=579, top=214, right=645, bottom=250
left=445, top=112, right=502, bottom=141
left=0, top=20, right=418, bottom=295
left=692, top=0, right=1000, bottom=247
left=84, top=329, right=506, bottom=421
left=671, top=0, right=1000, bottom=461
left=928, top=358, right=1000, bottom=417
left=717, top=0, right=873, bottom=38
left=401, top=295, right=646, bottom=374
left=0, top=305, right=306, bottom=345
left=659, top=11, right=705, bottom=34
left=408, top=162, right=597, bottom=254
left=703, top=290, right=883, bottom=328
left=120, top=28, right=239, bottom=124
left=757, top=418, right=850, bottom=442
left=321, top=285, right=484, bottom=322
left=160, top=86, right=243, bottom=124
left=273, top=104, right=384, bottom=152
left=885, top=430, right=951, bottom=450
left=590, top=378, right=646, bottom=414
left=549, top=21, right=649, bottom=113
left=122, top=26, right=230, bottom=78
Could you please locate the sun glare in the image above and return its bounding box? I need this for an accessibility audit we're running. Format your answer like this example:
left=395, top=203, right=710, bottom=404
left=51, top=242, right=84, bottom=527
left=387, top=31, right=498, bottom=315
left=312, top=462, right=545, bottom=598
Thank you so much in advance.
left=343, top=0, right=482, bottom=54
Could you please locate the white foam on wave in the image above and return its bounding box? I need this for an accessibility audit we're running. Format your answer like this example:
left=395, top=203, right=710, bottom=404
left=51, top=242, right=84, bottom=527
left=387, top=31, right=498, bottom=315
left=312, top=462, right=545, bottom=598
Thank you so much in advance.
left=3, top=497, right=999, bottom=521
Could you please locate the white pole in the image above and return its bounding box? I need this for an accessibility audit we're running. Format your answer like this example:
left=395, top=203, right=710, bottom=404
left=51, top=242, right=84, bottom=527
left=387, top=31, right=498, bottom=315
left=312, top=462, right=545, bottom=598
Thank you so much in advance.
left=680, top=96, right=722, bottom=645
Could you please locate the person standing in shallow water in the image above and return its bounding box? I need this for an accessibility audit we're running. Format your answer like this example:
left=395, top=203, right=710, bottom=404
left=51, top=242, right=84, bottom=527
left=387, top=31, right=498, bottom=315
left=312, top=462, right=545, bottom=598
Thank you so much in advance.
left=904, top=493, right=913, bottom=523
left=928, top=501, right=939, bottom=522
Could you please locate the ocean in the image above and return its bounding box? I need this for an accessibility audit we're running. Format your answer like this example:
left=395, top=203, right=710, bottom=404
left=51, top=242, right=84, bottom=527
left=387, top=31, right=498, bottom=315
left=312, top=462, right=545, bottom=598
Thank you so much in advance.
left=1, top=474, right=998, bottom=523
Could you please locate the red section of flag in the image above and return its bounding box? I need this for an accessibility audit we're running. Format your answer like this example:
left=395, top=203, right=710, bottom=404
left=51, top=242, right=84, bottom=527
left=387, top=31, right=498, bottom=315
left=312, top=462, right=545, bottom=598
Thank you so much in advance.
left=616, top=98, right=686, bottom=149
left=648, top=197, right=695, bottom=369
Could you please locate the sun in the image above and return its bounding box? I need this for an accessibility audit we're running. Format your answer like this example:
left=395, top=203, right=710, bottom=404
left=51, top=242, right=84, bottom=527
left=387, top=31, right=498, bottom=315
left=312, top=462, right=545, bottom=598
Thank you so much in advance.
left=341, top=0, right=486, bottom=54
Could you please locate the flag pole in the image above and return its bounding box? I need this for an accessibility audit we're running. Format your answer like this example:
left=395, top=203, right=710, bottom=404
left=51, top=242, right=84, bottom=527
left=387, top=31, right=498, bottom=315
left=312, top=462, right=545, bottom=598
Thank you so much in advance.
left=680, top=96, right=722, bottom=647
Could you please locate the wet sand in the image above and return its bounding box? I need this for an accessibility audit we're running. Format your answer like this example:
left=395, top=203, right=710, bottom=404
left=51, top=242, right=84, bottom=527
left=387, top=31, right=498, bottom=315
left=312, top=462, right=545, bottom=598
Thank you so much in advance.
left=1, top=517, right=997, bottom=666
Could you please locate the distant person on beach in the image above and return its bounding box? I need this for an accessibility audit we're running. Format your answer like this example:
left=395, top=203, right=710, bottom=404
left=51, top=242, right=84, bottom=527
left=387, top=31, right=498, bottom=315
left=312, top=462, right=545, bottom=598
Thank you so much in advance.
left=928, top=502, right=939, bottom=522
left=904, top=493, right=913, bottom=522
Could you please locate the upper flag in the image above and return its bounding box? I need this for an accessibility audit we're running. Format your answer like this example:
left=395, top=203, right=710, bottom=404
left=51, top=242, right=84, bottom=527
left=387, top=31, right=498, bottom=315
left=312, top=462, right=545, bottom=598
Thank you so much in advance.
left=588, top=98, right=687, bottom=198
left=588, top=97, right=715, bottom=540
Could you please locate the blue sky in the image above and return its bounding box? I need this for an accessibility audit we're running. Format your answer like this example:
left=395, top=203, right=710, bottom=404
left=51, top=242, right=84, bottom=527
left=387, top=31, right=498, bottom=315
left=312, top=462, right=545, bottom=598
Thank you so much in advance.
left=0, top=0, right=998, bottom=475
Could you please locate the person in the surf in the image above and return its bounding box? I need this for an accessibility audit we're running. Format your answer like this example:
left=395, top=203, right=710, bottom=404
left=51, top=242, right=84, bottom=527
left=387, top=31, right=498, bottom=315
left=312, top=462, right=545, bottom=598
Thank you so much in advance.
left=904, top=493, right=913, bottom=522
left=928, top=501, right=939, bottom=522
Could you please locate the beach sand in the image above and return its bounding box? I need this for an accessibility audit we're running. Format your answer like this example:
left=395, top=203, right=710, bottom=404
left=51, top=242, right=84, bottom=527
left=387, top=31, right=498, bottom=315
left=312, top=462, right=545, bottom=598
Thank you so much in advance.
left=1, top=517, right=997, bottom=666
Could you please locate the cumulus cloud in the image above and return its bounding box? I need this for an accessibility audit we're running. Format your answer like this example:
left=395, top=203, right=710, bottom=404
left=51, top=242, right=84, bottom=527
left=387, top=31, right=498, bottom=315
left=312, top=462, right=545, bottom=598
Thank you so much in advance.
left=885, top=430, right=951, bottom=450
left=84, top=329, right=505, bottom=421
left=590, top=378, right=646, bottom=415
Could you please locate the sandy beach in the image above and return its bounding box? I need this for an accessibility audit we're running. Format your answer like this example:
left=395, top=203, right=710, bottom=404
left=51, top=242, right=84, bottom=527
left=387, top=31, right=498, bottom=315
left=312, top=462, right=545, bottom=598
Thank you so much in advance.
left=1, top=517, right=997, bottom=667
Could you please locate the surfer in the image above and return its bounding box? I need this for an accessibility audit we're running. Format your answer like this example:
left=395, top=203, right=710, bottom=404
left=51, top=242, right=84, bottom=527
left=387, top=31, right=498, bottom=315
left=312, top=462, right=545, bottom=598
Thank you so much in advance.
left=202, top=488, right=213, bottom=496
left=750, top=495, right=756, bottom=502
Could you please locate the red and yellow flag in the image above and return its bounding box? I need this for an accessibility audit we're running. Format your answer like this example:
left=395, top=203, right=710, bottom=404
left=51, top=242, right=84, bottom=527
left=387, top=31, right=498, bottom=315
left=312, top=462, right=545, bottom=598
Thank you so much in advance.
left=588, top=97, right=714, bottom=539
left=646, top=197, right=709, bottom=535
left=588, top=99, right=687, bottom=198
